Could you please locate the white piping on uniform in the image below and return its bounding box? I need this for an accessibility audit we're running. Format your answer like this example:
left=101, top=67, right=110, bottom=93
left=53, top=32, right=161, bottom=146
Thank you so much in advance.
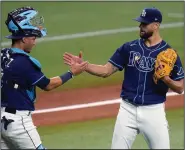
left=173, top=76, right=184, bottom=80
left=32, top=75, right=45, bottom=86
left=133, top=39, right=143, bottom=103
left=109, top=59, right=123, bottom=70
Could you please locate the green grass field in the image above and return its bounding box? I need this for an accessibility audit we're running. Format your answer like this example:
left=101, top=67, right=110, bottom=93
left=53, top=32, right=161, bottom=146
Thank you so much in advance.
left=38, top=108, right=184, bottom=149
left=1, top=2, right=184, bottom=90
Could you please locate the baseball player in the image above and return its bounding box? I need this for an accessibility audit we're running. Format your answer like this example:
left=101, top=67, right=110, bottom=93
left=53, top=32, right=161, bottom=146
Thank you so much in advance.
left=1, top=6, right=88, bottom=149
left=63, top=7, right=184, bottom=149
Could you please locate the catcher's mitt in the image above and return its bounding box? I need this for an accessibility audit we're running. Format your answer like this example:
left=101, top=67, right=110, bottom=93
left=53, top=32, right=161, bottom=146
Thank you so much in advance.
left=153, top=48, right=177, bottom=84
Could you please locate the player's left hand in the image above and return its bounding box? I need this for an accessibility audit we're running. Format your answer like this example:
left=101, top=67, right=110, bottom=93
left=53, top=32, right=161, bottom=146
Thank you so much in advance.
left=155, top=60, right=166, bottom=81
left=153, top=48, right=177, bottom=84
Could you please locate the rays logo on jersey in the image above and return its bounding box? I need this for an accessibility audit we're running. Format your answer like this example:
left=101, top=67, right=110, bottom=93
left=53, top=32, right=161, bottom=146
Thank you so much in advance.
left=128, top=51, right=156, bottom=72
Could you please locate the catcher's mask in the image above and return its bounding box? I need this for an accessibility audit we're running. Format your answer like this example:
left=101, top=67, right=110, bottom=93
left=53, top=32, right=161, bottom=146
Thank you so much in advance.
left=5, top=6, right=47, bottom=39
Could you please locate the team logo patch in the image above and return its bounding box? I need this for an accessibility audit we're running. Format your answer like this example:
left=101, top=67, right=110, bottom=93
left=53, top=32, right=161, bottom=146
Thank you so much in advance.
left=141, top=9, right=146, bottom=17
left=128, top=51, right=156, bottom=72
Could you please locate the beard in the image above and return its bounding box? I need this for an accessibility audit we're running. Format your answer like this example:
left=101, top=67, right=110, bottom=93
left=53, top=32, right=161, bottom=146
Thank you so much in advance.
left=140, top=30, right=153, bottom=39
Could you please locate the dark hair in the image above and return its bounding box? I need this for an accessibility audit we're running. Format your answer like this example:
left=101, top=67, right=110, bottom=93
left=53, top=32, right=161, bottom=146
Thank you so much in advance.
left=11, top=39, right=22, bottom=46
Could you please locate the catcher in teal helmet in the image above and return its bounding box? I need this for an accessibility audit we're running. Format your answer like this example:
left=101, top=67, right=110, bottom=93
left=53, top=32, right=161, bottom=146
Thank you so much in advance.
left=1, top=6, right=88, bottom=149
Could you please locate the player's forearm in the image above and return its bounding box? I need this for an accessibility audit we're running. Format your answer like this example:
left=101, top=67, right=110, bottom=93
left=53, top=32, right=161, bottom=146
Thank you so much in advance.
left=162, top=76, right=184, bottom=94
left=44, top=72, right=73, bottom=91
left=44, top=77, right=62, bottom=91
left=85, top=63, right=110, bottom=78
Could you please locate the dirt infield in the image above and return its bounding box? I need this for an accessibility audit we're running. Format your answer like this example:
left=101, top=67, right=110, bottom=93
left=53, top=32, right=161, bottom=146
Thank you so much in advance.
left=33, top=85, right=184, bottom=126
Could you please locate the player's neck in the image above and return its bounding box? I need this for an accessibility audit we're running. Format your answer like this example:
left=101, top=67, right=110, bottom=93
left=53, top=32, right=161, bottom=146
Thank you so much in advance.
left=12, top=43, right=26, bottom=52
left=144, top=34, right=162, bottom=47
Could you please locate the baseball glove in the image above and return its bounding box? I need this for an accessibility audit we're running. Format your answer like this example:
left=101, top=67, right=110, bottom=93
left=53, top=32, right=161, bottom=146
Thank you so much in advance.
left=153, top=48, right=177, bottom=84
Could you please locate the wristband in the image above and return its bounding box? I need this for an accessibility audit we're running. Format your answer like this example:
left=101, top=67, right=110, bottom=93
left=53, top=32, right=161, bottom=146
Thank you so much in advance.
left=68, top=70, right=74, bottom=78
left=60, top=71, right=73, bottom=85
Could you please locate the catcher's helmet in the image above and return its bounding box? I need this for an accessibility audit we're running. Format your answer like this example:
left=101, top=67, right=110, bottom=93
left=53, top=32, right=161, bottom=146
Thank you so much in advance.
left=5, top=6, right=47, bottom=39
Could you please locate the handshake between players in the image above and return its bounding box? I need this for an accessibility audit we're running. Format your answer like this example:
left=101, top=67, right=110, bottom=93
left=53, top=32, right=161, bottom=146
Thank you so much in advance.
left=64, top=51, right=88, bottom=76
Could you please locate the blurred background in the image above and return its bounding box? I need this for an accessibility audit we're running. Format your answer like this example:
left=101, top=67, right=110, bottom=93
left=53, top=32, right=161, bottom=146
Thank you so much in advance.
left=1, top=1, right=184, bottom=149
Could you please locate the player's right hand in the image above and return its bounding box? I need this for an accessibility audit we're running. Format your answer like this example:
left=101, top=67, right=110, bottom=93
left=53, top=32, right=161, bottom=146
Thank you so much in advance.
left=69, top=57, right=88, bottom=76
